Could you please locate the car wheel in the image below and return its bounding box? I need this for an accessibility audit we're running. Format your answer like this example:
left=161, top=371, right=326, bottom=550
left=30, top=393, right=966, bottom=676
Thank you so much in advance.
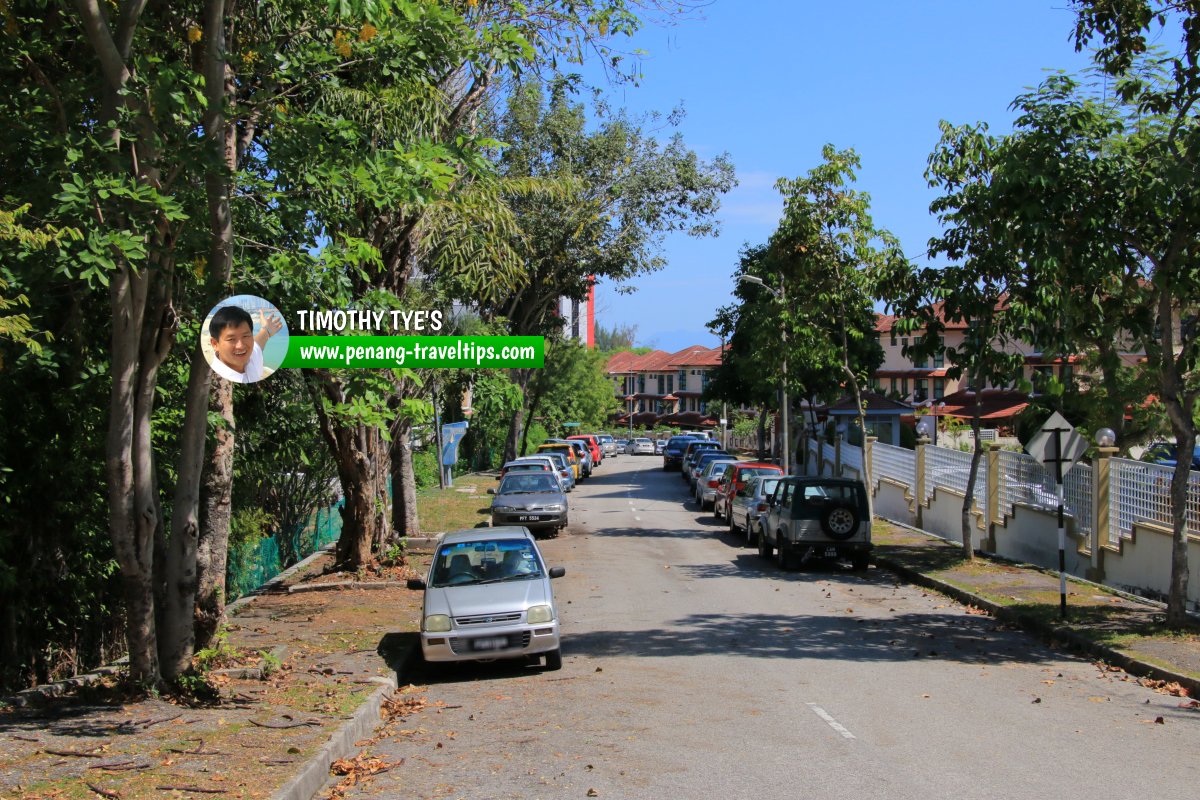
left=728, top=510, right=738, bottom=535
left=775, top=539, right=789, bottom=570
left=544, top=648, right=562, bottom=671
left=713, top=500, right=723, bottom=520
left=746, top=519, right=757, bottom=547
left=758, top=529, right=773, bottom=560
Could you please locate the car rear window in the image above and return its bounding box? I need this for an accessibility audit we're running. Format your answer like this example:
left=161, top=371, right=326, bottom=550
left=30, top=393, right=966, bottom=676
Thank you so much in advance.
left=739, top=467, right=782, bottom=479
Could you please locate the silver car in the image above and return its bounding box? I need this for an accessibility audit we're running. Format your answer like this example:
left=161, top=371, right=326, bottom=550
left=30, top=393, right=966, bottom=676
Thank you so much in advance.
left=407, top=527, right=565, bottom=669
left=727, top=474, right=784, bottom=545
left=696, top=459, right=737, bottom=510
left=631, top=437, right=655, bottom=455
left=596, top=434, right=618, bottom=458
left=489, top=472, right=568, bottom=534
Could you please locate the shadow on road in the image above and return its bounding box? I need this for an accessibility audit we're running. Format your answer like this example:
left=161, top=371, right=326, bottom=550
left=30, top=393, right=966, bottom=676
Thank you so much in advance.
left=561, top=610, right=1064, bottom=667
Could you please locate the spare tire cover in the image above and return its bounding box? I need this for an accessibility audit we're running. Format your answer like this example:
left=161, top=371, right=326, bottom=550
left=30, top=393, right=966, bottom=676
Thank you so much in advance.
left=820, top=503, right=859, bottom=540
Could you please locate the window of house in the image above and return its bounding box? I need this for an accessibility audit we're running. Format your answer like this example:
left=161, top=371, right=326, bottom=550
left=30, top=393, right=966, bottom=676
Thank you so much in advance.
left=934, top=378, right=945, bottom=400
left=900, top=378, right=909, bottom=396
left=890, top=330, right=897, bottom=347
left=889, top=378, right=897, bottom=393
left=934, top=349, right=944, bottom=369
left=657, top=375, right=664, bottom=394
left=699, top=400, right=707, bottom=414
left=679, top=369, right=687, bottom=391
left=637, top=375, right=645, bottom=393
left=914, top=379, right=928, bottom=402
left=667, top=375, right=674, bottom=394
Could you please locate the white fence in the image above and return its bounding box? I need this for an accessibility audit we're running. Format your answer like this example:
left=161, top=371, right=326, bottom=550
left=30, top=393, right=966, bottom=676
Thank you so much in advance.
left=839, top=439, right=1199, bottom=610
left=1110, top=458, right=1200, bottom=546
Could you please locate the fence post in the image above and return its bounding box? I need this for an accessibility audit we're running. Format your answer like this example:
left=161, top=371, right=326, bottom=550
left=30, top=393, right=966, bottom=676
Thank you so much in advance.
left=915, top=435, right=929, bottom=528
left=864, top=436, right=877, bottom=495
left=984, top=441, right=1003, bottom=554
left=835, top=433, right=843, bottom=477
left=1089, top=446, right=1118, bottom=582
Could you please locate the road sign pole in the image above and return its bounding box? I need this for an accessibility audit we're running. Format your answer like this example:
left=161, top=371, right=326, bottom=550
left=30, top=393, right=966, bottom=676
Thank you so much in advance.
left=1052, top=426, right=1067, bottom=620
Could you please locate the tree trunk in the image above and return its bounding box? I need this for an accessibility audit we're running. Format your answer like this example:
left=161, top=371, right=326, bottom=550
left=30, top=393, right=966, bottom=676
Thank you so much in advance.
left=503, top=368, right=534, bottom=464
left=391, top=419, right=420, bottom=539
left=161, top=0, right=237, bottom=672
left=195, top=378, right=234, bottom=651
left=1155, top=288, right=1194, bottom=626
left=842, top=365, right=874, bottom=522
left=193, top=0, right=238, bottom=654
left=308, top=370, right=389, bottom=570
left=756, top=407, right=768, bottom=460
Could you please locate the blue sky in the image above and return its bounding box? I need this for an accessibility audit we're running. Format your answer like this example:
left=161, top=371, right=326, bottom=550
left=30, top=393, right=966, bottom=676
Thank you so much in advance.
left=587, top=0, right=1100, bottom=352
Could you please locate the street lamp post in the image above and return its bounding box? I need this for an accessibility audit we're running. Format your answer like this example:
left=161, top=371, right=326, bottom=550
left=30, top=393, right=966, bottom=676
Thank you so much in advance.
left=739, top=275, right=788, bottom=475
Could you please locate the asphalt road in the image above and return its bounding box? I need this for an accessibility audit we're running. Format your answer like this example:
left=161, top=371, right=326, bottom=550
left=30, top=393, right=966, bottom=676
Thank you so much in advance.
left=349, top=455, right=1199, bottom=800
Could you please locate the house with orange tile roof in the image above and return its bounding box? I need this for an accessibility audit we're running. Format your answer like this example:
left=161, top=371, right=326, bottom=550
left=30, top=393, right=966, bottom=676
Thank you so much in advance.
left=605, top=344, right=729, bottom=426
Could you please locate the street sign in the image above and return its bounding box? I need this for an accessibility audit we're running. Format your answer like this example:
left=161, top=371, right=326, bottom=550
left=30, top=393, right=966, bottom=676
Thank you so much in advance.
left=1023, top=410, right=1087, bottom=621
left=1024, top=411, right=1087, bottom=485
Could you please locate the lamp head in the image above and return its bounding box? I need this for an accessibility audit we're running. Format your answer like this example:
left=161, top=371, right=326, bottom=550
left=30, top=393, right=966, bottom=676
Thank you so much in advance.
left=1095, top=427, right=1116, bottom=448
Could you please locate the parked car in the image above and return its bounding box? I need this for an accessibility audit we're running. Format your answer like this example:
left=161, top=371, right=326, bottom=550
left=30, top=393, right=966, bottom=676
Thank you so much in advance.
left=654, top=439, right=667, bottom=454
left=567, top=434, right=603, bottom=467
left=535, top=453, right=576, bottom=491
left=681, top=440, right=722, bottom=481
left=713, top=461, right=784, bottom=520
left=499, top=459, right=554, bottom=481
left=1143, top=441, right=1200, bottom=470
left=596, top=434, right=618, bottom=458
left=758, top=476, right=871, bottom=570
left=727, top=473, right=785, bottom=545
left=662, top=435, right=699, bottom=471
left=688, top=450, right=733, bottom=493
left=631, top=437, right=655, bottom=455
left=695, top=458, right=738, bottom=510
left=488, top=472, right=568, bottom=535
left=537, top=443, right=581, bottom=480
left=407, top=527, right=566, bottom=670
left=615, top=438, right=630, bottom=455
left=546, top=439, right=592, bottom=478
left=507, top=455, right=573, bottom=492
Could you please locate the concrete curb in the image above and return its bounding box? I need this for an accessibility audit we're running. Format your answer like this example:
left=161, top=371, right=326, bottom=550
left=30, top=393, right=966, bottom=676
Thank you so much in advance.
left=872, top=553, right=1200, bottom=698
left=268, top=675, right=397, bottom=800
left=287, top=581, right=408, bottom=594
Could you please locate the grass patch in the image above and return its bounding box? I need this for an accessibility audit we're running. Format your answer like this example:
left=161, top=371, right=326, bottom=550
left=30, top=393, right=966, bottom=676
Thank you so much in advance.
left=268, top=682, right=363, bottom=716
left=415, top=473, right=495, bottom=534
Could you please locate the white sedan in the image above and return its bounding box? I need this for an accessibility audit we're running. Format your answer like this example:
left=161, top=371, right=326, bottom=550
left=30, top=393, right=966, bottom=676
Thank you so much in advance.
left=631, top=437, right=656, bottom=455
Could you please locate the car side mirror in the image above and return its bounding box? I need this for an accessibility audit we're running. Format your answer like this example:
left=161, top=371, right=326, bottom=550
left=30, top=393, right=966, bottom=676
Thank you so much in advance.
left=406, top=577, right=426, bottom=590
left=549, top=566, right=566, bottom=579
left=487, top=487, right=496, bottom=495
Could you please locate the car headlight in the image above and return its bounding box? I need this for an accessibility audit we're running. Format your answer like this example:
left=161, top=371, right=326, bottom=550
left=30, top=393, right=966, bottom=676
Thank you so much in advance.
left=526, top=605, right=554, bottom=624
left=492, top=505, right=516, bottom=513
left=424, top=614, right=452, bottom=632
left=544, top=504, right=565, bottom=512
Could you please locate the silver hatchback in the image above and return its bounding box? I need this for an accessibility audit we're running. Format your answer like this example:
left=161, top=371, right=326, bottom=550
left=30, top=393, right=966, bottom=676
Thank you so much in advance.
left=407, top=527, right=566, bottom=669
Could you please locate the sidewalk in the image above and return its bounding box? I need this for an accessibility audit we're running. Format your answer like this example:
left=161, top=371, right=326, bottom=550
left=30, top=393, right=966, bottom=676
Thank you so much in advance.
left=3, top=521, right=1198, bottom=800
left=872, top=519, right=1200, bottom=697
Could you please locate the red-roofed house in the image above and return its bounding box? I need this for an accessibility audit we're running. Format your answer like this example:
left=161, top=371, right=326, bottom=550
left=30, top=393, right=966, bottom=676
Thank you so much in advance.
left=606, top=344, right=727, bottom=424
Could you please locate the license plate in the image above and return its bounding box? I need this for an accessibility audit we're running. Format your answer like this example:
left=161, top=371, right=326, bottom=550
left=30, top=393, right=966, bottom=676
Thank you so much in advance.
left=825, top=547, right=838, bottom=558
left=471, top=636, right=509, bottom=651
left=518, top=515, right=543, bottom=522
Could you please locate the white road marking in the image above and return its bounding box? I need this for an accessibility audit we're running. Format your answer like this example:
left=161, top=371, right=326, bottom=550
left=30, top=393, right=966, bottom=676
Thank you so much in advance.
left=807, top=703, right=856, bottom=739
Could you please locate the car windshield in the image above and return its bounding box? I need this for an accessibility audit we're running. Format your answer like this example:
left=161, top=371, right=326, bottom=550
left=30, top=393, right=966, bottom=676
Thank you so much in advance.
left=430, top=539, right=545, bottom=587
left=635, top=438, right=651, bottom=444
left=498, top=474, right=560, bottom=494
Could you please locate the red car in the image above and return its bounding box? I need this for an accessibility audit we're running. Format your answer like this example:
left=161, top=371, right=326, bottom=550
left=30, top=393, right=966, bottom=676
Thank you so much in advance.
left=713, top=461, right=784, bottom=520
left=567, top=434, right=603, bottom=466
